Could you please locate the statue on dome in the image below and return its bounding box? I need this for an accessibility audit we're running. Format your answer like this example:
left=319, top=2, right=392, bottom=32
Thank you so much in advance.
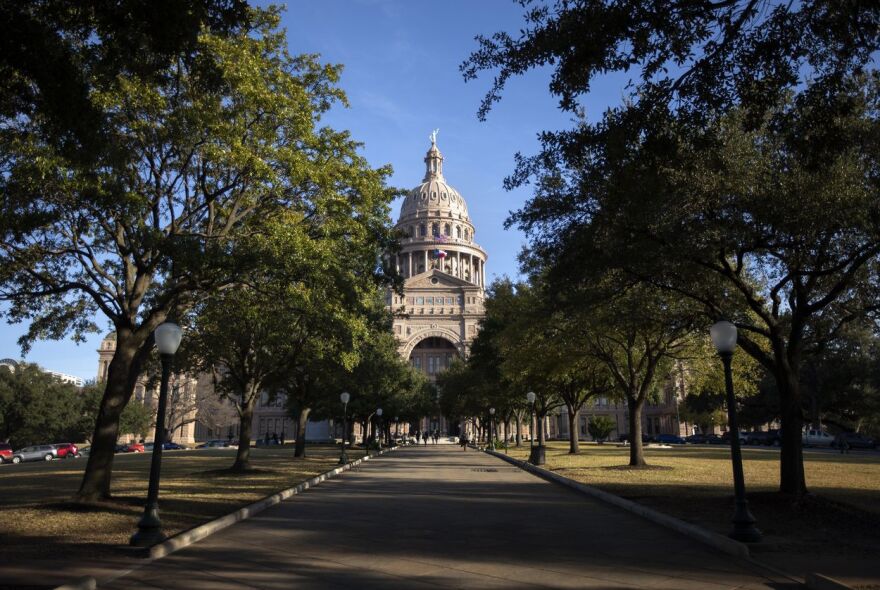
left=429, top=128, right=439, bottom=145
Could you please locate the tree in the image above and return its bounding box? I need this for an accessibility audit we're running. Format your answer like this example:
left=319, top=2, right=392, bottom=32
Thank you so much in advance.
left=0, top=8, right=388, bottom=501
left=463, top=0, right=880, bottom=497
left=587, top=415, right=614, bottom=443
left=0, top=0, right=249, bottom=167
left=0, top=363, right=79, bottom=446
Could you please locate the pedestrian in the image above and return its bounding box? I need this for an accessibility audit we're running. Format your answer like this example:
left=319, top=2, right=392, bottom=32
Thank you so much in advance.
left=264, top=431, right=270, bottom=446
left=280, top=431, right=285, bottom=446
left=460, top=434, right=468, bottom=451
left=433, top=430, right=438, bottom=444
left=837, top=433, right=850, bottom=454
left=272, top=432, right=278, bottom=445
left=422, top=431, right=428, bottom=446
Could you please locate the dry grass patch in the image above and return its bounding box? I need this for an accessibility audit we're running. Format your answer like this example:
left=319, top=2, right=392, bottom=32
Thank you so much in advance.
left=0, top=445, right=363, bottom=561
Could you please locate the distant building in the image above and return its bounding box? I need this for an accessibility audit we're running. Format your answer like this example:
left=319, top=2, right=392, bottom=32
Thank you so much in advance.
left=97, top=333, right=329, bottom=444
left=0, top=358, right=85, bottom=387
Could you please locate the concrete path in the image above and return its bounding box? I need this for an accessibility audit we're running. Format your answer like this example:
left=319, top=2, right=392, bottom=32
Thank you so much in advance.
left=102, top=447, right=797, bottom=589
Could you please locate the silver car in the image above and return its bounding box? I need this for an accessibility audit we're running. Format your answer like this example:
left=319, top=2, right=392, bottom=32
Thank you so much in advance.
left=11, top=445, right=58, bottom=464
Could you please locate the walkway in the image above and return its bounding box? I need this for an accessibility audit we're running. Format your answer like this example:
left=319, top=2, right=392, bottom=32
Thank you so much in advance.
left=103, top=447, right=796, bottom=589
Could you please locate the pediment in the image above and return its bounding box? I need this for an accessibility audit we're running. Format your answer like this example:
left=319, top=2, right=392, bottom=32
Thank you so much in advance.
left=405, top=269, right=474, bottom=289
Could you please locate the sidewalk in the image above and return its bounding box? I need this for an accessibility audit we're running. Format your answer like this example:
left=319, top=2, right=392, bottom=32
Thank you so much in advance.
left=99, top=446, right=797, bottom=589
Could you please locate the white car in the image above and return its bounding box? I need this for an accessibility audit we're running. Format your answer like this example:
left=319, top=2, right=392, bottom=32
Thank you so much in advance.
left=802, top=429, right=834, bottom=447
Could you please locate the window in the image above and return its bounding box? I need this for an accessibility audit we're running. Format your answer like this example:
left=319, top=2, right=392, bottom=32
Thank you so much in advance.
left=444, top=224, right=450, bottom=236
left=432, top=223, right=439, bottom=237
left=411, top=356, right=421, bottom=369
left=456, top=226, right=462, bottom=238
left=457, top=295, right=463, bottom=305
left=416, top=297, right=424, bottom=305
left=426, top=297, right=433, bottom=305
left=419, top=224, right=426, bottom=237
left=446, top=297, right=454, bottom=305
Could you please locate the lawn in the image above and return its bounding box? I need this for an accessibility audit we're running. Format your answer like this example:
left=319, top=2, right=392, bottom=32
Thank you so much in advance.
left=0, top=444, right=363, bottom=562
left=504, top=442, right=880, bottom=587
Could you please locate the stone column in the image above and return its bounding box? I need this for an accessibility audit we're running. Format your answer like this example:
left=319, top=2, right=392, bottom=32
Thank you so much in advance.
left=469, top=254, right=474, bottom=284
left=423, top=250, right=428, bottom=273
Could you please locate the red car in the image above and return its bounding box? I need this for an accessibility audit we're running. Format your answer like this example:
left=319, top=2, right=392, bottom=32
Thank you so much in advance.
left=0, top=442, right=12, bottom=463
left=125, top=442, right=145, bottom=453
left=53, top=443, right=80, bottom=459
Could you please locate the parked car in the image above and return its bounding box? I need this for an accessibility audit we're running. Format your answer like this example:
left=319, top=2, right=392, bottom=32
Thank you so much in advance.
left=197, top=440, right=230, bottom=448
left=53, top=443, right=80, bottom=458
left=802, top=429, right=834, bottom=447
left=685, top=433, right=722, bottom=444
left=744, top=430, right=780, bottom=446
left=163, top=442, right=185, bottom=450
left=655, top=434, right=686, bottom=445
left=0, top=442, right=12, bottom=463
left=11, top=444, right=58, bottom=463
left=832, top=432, right=877, bottom=449
left=721, top=431, right=747, bottom=445
left=124, top=442, right=145, bottom=453
left=114, top=443, right=130, bottom=453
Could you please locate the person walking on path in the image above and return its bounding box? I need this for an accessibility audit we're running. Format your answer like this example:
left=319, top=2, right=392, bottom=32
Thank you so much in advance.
left=460, top=434, right=468, bottom=451
left=280, top=431, right=285, bottom=446
left=422, top=432, right=428, bottom=446
left=836, top=433, right=850, bottom=454
left=264, top=431, right=270, bottom=446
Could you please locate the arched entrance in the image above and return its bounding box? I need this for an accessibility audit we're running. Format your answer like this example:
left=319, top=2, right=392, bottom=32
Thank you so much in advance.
left=407, top=336, right=461, bottom=437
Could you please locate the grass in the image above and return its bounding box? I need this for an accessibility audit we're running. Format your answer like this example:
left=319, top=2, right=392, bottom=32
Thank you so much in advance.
left=0, top=444, right=364, bottom=562
left=504, top=441, right=880, bottom=587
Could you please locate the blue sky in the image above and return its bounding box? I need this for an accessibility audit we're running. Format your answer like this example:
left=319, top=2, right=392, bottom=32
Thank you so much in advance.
left=0, top=0, right=625, bottom=380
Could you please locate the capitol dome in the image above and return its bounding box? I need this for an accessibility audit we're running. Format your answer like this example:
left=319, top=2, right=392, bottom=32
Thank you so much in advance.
left=398, top=142, right=470, bottom=222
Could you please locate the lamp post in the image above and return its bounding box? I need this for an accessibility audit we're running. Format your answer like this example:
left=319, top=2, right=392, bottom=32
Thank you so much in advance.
left=339, top=392, right=350, bottom=465
left=488, top=407, right=495, bottom=450
left=131, top=322, right=182, bottom=547
left=710, top=321, right=762, bottom=543
left=376, top=408, right=383, bottom=450
left=526, top=391, right=545, bottom=465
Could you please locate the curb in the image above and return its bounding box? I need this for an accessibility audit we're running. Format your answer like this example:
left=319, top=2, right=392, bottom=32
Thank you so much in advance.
left=55, top=447, right=396, bottom=590
left=149, top=447, right=395, bottom=559
left=486, top=449, right=751, bottom=558
left=805, top=573, right=856, bottom=590
left=54, top=577, right=96, bottom=590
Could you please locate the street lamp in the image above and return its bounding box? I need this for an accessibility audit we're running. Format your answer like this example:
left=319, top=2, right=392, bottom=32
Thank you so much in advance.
left=526, top=391, right=545, bottom=465
left=488, top=407, right=495, bottom=450
left=338, top=392, right=350, bottom=465
left=710, top=320, right=762, bottom=543
left=376, top=408, right=383, bottom=449
left=131, top=322, right=182, bottom=547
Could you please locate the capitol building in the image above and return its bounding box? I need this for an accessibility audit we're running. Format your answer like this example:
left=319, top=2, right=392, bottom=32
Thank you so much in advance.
left=388, top=136, right=487, bottom=370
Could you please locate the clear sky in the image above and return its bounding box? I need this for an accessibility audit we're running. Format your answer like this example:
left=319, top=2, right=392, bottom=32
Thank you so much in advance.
left=0, top=0, right=623, bottom=380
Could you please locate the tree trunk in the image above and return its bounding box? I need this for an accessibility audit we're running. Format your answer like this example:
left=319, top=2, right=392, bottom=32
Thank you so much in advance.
left=294, top=407, right=310, bottom=458
left=776, top=365, right=807, bottom=495
left=503, top=419, right=509, bottom=445
left=231, top=395, right=256, bottom=472
left=628, top=397, right=646, bottom=466
left=76, top=329, right=151, bottom=502
left=515, top=413, right=522, bottom=446
left=567, top=405, right=579, bottom=454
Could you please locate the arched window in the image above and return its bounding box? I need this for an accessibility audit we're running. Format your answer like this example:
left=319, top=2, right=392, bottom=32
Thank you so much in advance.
left=464, top=229, right=470, bottom=241
left=456, top=226, right=461, bottom=239
left=444, top=223, right=450, bottom=236
left=431, top=223, right=439, bottom=237
left=419, top=224, right=426, bottom=237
